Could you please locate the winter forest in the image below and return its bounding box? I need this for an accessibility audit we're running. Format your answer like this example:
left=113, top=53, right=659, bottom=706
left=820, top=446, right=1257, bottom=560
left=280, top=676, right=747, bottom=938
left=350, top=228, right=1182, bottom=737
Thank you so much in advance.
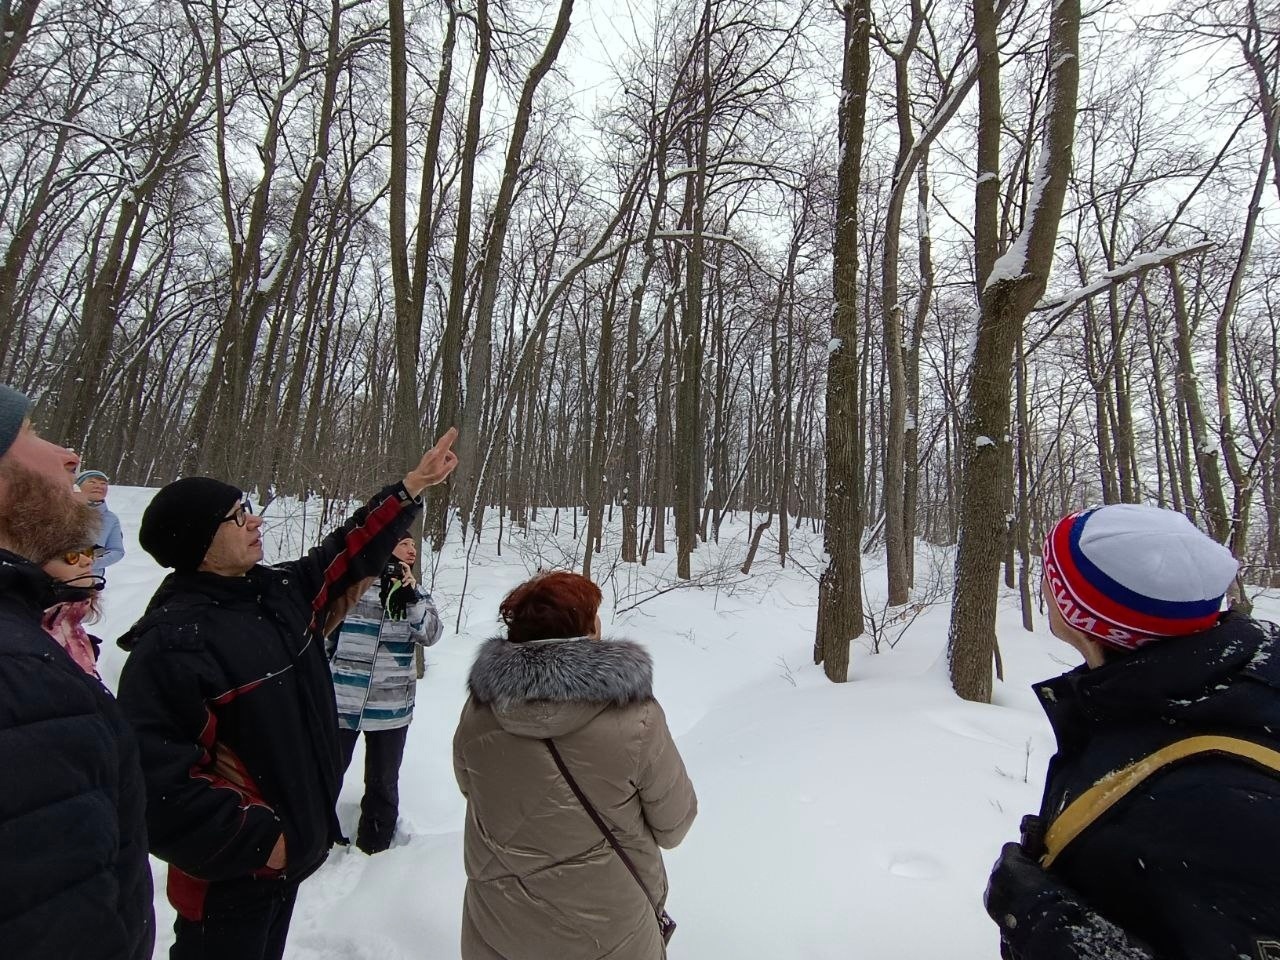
left=3, top=0, right=1278, bottom=702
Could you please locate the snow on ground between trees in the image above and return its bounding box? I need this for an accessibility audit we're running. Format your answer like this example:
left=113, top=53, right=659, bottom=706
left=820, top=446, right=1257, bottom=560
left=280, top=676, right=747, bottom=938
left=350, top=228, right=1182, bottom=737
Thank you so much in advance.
left=90, top=485, right=1280, bottom=959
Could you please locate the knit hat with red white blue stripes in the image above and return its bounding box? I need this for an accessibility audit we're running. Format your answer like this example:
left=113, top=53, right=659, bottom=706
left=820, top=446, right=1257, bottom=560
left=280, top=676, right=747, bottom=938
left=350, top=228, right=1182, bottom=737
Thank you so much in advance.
left=1042, top=504, right=1239, bottom=651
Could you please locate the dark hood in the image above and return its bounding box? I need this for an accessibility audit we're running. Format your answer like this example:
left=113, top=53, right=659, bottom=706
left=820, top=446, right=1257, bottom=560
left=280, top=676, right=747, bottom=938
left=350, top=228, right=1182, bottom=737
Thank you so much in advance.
left=1037, top=610, right=1280, bottom=744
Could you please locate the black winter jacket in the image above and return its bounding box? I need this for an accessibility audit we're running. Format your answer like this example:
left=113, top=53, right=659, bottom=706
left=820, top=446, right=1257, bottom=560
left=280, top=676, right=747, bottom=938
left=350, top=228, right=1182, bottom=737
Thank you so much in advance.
left=0, top=550, right=154, bottom=960
left=116, top=483, right=421, bottom=920
left=994, top=611, right=1280, bottom=960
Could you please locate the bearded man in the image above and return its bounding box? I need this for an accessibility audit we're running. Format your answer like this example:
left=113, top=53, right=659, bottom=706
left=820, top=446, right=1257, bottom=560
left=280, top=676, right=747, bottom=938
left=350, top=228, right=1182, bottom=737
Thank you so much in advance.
left=0, top=383, right=155, bottom=960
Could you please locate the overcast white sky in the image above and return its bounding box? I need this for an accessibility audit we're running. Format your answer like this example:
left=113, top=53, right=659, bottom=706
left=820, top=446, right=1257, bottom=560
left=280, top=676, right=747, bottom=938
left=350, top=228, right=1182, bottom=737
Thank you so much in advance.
left=559, top=0, right=666, bottom=126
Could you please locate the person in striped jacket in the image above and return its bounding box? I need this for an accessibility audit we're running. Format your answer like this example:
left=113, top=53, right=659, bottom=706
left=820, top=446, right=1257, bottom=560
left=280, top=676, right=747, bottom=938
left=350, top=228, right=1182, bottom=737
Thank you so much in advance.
left=328, top=533, right=443, bottom=853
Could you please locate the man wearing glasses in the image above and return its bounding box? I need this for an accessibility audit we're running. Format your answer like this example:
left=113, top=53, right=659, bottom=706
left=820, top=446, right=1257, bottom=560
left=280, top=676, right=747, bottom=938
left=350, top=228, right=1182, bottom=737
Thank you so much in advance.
left=116, top=429, right=457, bottom=960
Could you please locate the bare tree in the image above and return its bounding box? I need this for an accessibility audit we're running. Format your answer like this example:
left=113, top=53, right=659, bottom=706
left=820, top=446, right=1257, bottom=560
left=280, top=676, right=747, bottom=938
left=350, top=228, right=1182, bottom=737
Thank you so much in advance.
left=814, top=0, right=871, bottom=683
left=948, top=0, right=1080, bottom=703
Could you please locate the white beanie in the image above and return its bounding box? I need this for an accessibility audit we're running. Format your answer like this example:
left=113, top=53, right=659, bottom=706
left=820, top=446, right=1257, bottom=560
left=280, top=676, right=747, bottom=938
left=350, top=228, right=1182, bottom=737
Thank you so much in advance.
left=1043, top=504, right=1239, bottom=650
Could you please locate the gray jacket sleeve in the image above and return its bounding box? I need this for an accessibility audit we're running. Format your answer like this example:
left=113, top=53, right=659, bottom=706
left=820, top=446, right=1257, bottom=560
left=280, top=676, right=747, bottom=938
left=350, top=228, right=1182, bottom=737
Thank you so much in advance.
left=406, top=589, right=444, bottom=647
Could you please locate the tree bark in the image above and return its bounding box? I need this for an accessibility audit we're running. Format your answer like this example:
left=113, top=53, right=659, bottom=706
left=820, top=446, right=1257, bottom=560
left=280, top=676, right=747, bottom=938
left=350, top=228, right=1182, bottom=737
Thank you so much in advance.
left=814, top=0, right=871, bottom=683
left=427, top=0, right=492, bottom=548
left=948, top=0, right=1080, bottom=703
left=458, top=0, right=576, bottom=534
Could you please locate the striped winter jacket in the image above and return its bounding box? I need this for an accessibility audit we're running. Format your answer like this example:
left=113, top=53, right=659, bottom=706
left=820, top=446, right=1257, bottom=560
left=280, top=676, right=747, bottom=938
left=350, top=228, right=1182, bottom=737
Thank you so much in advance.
left=328, top=579, right=442, bottom=731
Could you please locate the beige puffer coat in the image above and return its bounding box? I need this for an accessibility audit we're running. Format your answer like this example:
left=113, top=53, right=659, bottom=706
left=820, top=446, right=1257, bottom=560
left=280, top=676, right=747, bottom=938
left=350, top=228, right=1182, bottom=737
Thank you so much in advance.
left=453, top=636, right=697, bottom=960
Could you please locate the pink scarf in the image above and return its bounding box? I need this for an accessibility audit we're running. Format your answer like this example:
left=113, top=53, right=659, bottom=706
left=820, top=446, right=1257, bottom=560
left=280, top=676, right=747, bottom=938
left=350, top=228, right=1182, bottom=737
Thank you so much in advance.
left=42, top=599, right=99, bottom=677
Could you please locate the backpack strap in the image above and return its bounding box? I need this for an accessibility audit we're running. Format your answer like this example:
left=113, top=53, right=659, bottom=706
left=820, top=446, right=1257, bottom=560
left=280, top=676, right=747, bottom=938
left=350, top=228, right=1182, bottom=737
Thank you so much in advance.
left=1043, top=735, right=1280, bottom=868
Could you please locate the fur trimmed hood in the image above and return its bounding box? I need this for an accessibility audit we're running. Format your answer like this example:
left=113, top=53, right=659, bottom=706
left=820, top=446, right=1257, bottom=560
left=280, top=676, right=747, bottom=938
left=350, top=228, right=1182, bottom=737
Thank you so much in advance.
left=467, top=636, right=653, bottom=710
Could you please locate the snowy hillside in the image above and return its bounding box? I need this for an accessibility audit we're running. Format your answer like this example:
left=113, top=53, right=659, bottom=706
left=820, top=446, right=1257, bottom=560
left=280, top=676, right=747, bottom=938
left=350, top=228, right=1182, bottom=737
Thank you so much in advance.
left=90, top=486, right=1276, bottom=960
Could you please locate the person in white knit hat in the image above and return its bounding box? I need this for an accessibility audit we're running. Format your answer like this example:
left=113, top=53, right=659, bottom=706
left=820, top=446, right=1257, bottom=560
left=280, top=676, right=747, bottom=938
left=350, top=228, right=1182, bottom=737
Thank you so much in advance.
left=985, top=503, right=1280, bottom=960
left=75, top=469, right=124, bottom=583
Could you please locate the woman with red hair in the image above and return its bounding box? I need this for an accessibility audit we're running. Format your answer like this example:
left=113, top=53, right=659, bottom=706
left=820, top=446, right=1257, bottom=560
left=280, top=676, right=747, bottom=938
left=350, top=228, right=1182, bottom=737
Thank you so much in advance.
left=453, top=570, right=696, bottom=959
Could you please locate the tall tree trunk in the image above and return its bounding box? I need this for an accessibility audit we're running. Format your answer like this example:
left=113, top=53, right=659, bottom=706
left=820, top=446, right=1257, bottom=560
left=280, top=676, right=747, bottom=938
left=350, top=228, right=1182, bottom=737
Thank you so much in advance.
left=427, top=0, right=491, bottom=548
left=814, top=0, right=871, bottom=683
left=620, top=178, right=667, bottom=562
left=583, top=262, right=624, bottom=580
left=904, top=153, right=934, bottom=585
left=0, top=0, right=39, bottom=96
left=1169, top=264, right=1231, bottom=542
left=880, top=0, right=926, bottom=608
left=1015, top=328, right=1034, bottom=632
left=675, top=7, right=711, bottom=580
left=653, top=290, right=676, bottom=555
left=458, top=0, right=576, bottom=533
left=1108, top=290, right=1137, bottom=501
left=389, top=0, right=458, bottom=457
left=948, top=0, right=1080, bottom=703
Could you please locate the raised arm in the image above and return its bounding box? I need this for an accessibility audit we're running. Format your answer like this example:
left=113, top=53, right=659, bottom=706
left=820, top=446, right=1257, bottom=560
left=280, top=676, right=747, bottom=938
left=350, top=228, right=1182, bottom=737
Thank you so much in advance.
left=403, top=426, right=459, bottom=499
left=290, top=428, right=458, bottom=624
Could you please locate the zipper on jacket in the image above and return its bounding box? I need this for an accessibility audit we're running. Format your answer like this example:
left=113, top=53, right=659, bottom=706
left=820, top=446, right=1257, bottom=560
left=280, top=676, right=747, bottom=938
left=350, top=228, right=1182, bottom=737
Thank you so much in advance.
left=356, top=617, right=385, bottom=726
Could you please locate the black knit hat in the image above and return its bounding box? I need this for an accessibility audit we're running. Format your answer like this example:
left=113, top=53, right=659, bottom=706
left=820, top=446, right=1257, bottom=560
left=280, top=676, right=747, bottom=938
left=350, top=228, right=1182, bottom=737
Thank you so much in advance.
left=139, top=477, right=243, bottom=571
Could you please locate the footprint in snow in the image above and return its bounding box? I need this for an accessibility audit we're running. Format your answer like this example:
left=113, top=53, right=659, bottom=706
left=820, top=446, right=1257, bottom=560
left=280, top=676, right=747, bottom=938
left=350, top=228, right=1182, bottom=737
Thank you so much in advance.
left=286, top=929, right=414, bottom=960
left=887, top=853, right=943, bottom=880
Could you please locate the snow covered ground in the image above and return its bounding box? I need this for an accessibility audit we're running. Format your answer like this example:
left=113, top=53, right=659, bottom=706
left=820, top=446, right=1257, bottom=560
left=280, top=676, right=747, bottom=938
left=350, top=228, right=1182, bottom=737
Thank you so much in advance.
left=89, top=485, right=1280, bottom=960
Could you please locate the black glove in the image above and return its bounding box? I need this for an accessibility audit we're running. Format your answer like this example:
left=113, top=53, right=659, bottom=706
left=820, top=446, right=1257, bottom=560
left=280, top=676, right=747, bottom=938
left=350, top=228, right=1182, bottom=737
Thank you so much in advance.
left=1018, top=813, right=1046, bottom=858
left=984, top=841, right=1159, bottom=960
left=985, top=841, right=1057, bottom=935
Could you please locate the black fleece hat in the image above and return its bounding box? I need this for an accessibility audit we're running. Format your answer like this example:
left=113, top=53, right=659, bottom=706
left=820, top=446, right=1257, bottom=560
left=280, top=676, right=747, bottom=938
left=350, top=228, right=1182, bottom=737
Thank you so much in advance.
left=139, top=477, right=243, bottom=571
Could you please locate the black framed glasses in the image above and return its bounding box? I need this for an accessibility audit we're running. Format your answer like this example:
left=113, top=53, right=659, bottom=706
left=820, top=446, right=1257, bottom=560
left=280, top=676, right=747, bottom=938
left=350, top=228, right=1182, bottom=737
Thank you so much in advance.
left=61, top=549, right=95, bottom=565
left=219, top=500, right=254, bottom=528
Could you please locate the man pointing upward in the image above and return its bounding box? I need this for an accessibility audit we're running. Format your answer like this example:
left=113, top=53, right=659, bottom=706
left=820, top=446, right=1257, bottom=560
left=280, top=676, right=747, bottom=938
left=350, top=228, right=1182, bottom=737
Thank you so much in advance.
left=118, top=429, right=458, bottom=960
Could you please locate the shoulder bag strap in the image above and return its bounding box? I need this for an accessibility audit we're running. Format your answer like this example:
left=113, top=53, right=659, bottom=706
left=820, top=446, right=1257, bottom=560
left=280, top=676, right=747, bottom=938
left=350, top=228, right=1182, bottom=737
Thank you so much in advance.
left=1043, top=734, right=1280, bottom=868
left=543, top=738, right=663, bottom=916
